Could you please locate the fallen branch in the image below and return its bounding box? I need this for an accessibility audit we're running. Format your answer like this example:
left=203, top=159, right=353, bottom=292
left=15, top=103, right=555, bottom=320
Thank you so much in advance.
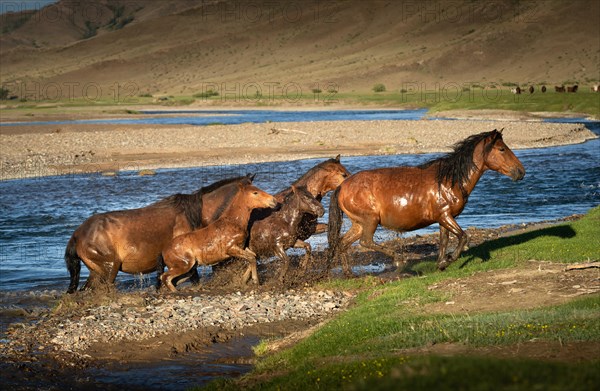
left=270, top=127, right=308, bottom=135
left=565, top=261, right=600, bottom=271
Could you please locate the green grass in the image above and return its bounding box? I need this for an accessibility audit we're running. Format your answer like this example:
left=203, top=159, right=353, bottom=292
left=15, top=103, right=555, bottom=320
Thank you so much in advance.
left=457, top=206, right=600, bottom=269
left=201, top=207, right=600, bottom=390
left=2, top=88, right=598, bottom=118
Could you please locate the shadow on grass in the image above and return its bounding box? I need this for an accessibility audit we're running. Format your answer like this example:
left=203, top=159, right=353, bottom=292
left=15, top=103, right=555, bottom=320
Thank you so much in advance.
left=459, top=225, right=576, bottom=268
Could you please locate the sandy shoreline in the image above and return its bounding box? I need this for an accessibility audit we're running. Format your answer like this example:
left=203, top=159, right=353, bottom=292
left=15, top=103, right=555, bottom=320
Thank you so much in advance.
left=0, top=109, right=597, bottom=181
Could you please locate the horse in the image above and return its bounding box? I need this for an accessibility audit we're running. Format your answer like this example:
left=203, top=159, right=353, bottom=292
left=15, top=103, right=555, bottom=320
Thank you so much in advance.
left=567, top=85, right=578, bottom=93
left=327, top=129, right=525, bottom=275
left=211, top=155, right=350, bottom=277
left=592, top=85, right=600, bottom=92
left=555, top=86, right=566, bottom=92
left=511, top=87, right=521, bottom=94
left=273, top=154, right=350, bottom=239
left=541, top=86, right=547, bottom=93
left=64, top=174, right=254, bottom=293
left=160, top=183, right=277, bottom=292
left=248, top=185, right=325, bottom=282
left=528, top=85, right=534, bottom=94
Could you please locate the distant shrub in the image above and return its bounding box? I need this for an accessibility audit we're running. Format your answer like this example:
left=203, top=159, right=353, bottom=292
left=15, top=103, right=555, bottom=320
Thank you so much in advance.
left=193, top=90, right=219, bottom=98
left=501, top=82, right=519, bottom=87
left=372, top=83, right=386, bottom=93
left=139, top=93, right=153, bottom=98
left=0, top=87, right=9, bottom=100
left=83, top=20, right=97, bottom=39
left=312, top=88, right=322, bottom=94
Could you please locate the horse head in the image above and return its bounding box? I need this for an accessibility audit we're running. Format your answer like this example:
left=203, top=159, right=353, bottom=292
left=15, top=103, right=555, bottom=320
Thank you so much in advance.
left=318, top=155, right=351, bottom=196
left=482, top=129, right=525, bottom=181
left=239, top=183, right=277, bottom=210
left=291, top=185, right=325, bottom=217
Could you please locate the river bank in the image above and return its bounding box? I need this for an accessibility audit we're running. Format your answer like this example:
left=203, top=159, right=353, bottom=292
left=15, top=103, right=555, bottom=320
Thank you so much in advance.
left=0, top=109, right=597, bottom=181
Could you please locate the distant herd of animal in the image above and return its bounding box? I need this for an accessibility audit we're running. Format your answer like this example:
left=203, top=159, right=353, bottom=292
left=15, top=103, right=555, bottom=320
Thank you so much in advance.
left=511, top=84, right=600, bottom=94
left=65, top=130, right=525, bottom=294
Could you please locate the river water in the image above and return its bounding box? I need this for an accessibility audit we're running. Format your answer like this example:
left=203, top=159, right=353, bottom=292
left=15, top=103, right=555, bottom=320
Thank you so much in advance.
left=0, top=110, right=598, bottom=389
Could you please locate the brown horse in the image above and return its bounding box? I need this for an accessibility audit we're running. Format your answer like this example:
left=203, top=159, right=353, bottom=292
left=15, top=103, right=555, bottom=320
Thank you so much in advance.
left=328, top=129, right=525, bottom=274
left=274, top=154, right=350, bottom=238
left=211, top=155, right=350, bottom=276
left=161, top=183, right=277, bottom=292
left=248, top=185, right=325, bottom=282
left=64, top=174, right=254, bottom=293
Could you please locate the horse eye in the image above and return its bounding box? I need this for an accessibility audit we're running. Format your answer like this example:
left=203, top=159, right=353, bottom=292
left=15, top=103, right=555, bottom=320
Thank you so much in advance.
left=253, top=191, right=258, bottom=195
left=499, top=147, right=506, bottom=152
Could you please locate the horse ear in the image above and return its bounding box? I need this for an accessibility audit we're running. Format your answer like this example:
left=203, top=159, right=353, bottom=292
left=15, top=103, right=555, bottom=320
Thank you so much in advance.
left=334, top=154, right=340, bottom=162
left=291, top=185, right=297, bottom=193
left=499, top=128, right=504, bottom=134
left=247, top=173, right=256, bottom=182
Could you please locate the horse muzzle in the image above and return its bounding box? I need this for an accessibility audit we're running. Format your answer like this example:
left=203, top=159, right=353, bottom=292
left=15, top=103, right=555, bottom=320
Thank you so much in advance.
left=511, top=166, right=526, bottom=181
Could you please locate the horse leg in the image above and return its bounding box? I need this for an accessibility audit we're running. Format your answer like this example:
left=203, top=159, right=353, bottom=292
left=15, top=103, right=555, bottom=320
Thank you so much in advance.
left=358, top=219, right=396, bottom=259
left=437, top=226, right=450, bottom=266
left=276, top=246, right=292, bottom=283
left=155, top=254, right=165, bottom=290
left=80, top=255, right=113, bottom=290
left=338, top=223, right=363, bottom=276
left=161, top=253, right=196, bottom=292
left=437, top=214, right=468, bottom=271
left=228, top=246, right=259, bottom=285
left=296, top=240, right=312, bottom=271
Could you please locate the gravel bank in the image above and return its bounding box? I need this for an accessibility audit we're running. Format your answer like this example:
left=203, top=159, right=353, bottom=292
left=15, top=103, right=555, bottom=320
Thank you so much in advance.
left=1, top=119, right=596, bottom=180
left=1, top=288, right=353, bottom=362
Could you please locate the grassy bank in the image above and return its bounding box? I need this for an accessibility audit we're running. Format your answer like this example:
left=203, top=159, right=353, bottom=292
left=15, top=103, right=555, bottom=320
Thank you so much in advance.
left=204, top=207, right=600, bottom=390
left=1, top=89, right=598, bottom=119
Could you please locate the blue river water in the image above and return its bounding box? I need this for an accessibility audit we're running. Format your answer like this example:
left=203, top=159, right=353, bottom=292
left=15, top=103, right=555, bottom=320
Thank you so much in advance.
left=0, top=111, right=598, bottom=294
left=0, top=108, right=428, bottom=126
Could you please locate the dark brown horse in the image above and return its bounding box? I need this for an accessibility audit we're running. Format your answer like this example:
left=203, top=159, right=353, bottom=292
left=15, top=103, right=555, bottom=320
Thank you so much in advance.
left=248, top=185, right=325, bottom=282
left=64, top=174, right=254, bottom=293
left=328, top=129, right=525, bottom=274
left=161, top=183, right=277, bottom=292
left=274, top=155, right=350, bottom=238
left=211, top=155, right=350, bottom=277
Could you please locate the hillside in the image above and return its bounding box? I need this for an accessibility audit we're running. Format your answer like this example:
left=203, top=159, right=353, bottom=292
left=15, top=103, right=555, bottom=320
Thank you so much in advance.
left=0, top=0, right=598, bottom=99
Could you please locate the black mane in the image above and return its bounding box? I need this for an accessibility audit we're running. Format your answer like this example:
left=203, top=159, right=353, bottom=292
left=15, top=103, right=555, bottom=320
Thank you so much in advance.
left=419, top=130, right=502, bottom=195
left=153, top=174, right=253, bottom=230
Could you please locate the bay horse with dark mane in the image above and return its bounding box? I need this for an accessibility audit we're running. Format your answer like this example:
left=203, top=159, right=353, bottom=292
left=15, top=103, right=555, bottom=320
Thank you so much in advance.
left=64, top=174, right=254, bottom=293
left=161, top=182, right=277, bottom=292
left=328, top=129, right=525, bottom=274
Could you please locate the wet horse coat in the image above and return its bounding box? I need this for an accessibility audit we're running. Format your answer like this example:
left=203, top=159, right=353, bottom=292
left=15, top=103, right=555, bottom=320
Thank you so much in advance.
left=328, top=130, right=525, bottom=274
left=248, top=185, right=325, bottom=282
left=161, top=183, right=277, bottom=292
left=64, top=174, right=254, bottom=293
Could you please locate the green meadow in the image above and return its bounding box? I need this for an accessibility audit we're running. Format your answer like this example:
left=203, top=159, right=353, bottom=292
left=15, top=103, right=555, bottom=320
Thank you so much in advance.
left=203, top=207, right=600, bottom=390
left=2, top=88, right=598, bottom=119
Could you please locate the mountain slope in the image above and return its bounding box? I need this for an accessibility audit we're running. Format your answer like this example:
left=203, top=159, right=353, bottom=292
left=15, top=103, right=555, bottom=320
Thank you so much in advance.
left=1, top=0, right=598, bottom=99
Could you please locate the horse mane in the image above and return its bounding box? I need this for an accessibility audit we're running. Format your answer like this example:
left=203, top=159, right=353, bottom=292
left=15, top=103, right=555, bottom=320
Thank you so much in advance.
left=420, top=130, right=502, bottom=195
left=153, top=174, right=253, bottom=230
left=290, top=157, right=338, bottom=187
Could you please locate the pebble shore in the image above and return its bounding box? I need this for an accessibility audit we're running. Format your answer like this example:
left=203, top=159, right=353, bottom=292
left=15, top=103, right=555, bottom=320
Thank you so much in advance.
left=2, top=288, right=353, bottom=359
left=1, top=119, right=596, bottom=180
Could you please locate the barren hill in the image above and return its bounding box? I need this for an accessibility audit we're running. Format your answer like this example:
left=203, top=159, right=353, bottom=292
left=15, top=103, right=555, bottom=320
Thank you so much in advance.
left=1, top=0, right=598, bottom=99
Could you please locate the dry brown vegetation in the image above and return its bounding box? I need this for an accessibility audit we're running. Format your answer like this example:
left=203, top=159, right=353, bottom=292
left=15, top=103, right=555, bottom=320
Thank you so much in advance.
left=1, top=0, right=598, bottom=99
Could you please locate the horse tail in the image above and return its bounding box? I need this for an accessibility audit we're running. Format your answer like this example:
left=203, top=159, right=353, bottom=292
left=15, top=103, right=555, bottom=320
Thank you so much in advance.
left=327, top=186, right=343, bottom=267
left=64, top=235, right=81, bottom=294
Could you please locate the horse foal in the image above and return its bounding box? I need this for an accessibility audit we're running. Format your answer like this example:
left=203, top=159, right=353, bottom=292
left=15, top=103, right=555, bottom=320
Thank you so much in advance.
left=161, top=183, right=277, bottom=292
